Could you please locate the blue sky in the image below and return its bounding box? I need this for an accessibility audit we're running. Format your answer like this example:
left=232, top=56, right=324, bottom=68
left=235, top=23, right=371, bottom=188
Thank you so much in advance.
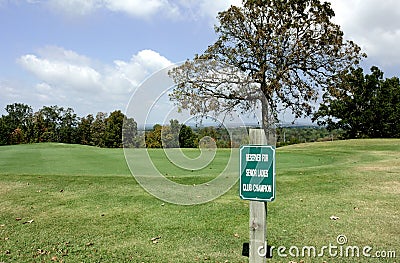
left=1, top=0, right=400, bottom=124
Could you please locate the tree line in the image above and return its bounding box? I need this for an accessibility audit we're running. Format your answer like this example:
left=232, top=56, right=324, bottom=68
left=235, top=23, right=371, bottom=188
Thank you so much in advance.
left=314, top=66, right=400, bottom=138
left=0, top=104, right=136, bottom=148
left=144, top=119, right=233, bottom=148
left=0, top=104, right=233, bottom=148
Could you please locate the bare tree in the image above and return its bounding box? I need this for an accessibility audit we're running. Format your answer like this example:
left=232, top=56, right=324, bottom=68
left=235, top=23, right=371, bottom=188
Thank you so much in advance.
left=169, top=0, right=365, bottom=142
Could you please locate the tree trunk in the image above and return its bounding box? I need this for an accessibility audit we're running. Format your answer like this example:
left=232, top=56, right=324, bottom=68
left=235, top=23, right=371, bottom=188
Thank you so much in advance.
left=260, top=95, right=276, bottom=146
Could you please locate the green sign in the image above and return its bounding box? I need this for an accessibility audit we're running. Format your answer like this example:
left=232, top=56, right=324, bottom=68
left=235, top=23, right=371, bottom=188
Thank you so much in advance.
left=239, top=145, right=276, bottom=202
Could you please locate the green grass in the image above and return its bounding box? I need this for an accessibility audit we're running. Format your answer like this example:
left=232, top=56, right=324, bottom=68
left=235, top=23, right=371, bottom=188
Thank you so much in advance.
left=0, top=140, right=399, bottom=262
left=147, top=148, right=231, bottom=185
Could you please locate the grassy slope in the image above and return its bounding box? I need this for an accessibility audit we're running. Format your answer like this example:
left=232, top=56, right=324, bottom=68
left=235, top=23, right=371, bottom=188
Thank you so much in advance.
left=0, top=140, right=399, bottom=262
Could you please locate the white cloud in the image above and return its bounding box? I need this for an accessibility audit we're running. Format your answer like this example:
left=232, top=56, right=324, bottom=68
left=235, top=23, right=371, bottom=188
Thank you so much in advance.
left=174, top=0, right=241, bottom=21
left=34, top=82, right=67, bottom=103
left=104, top=0, right=175, bottom=19
left=47, top=0, right=102, bottom=16
left=30, top=0, right=240, bottom=20
left=35, top=82, right=52, bottom=93
left=132, top=49, right=173, bottom=72
left=1, top=81, right=21, bottom=101
left=36, top=46, right=92, bottom=66
left=41, top=0, right=180, bottom=19
left=197, top=0, right=242, bottom=19
left=18, top=54, right=102, bottom=92
left=104, top=49, right=173, bottom=93
left=17, top=46, right=172, bottom=115
left=330, top=0, right=400, bottom=67
left=0, top=79, right=46, bottom=114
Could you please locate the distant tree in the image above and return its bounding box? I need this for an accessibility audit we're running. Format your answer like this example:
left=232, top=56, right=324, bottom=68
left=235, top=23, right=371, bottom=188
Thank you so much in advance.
left=104, top=110, right=125, bottom=148
left=77, top=114, right=94, bottom=145
left=91, top=112, right=107, bottom=147
left=0, top=117, right=8, bottom=145
left=10, top=128, right=24, bottom=144
left=197, top=126, right=227, bottom=147
left=161, top=119, right=181, bottom=148
left=5, top=103, right=33, bottom=131
left=145, top=124, right=162, bottom=148
left=169, top=0, right=364, bottom=142
left=198, top=126, right=218, bottom=141
left=32, top=111, right=42, bottom=142
left=39, top=105, right=64, bottom=142
left=314, top=66, right=400, bottom=138
left=0, top=115, right=11, bottom=145
left=59, top=107, right=78, bottom=144
left=2, top=103, right=33, bottom=144
left=197, top=126, right=231, bottom=148
left=179, top=125, right=198, bottom=148
left=122, top=116, right=138, bottom=148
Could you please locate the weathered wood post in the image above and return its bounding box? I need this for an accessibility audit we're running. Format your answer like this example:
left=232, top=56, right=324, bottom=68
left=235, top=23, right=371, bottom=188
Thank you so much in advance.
left=249, top=129, right=268, bottom=263
left=240, top=128, right=275, bottom=261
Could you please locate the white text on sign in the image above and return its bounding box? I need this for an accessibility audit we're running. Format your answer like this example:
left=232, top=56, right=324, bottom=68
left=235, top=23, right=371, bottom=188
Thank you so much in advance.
left=242, top=184, right=272, bottom=193
left=245, top=154, right=269, bottom=162
left=245, top=169, right=269, bottom=177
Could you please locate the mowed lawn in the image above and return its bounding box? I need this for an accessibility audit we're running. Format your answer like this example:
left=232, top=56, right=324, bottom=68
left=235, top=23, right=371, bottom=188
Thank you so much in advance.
left=0, top=140, right=399, bottom=262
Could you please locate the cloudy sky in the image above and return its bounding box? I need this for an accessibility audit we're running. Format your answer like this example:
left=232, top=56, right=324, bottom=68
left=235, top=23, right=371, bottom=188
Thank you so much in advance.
left=1, top=0, right=399, bottom=122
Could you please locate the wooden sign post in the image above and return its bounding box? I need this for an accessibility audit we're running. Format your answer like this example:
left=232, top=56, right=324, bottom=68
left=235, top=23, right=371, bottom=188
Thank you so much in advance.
left=240, top=129, right=276, bottom=262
